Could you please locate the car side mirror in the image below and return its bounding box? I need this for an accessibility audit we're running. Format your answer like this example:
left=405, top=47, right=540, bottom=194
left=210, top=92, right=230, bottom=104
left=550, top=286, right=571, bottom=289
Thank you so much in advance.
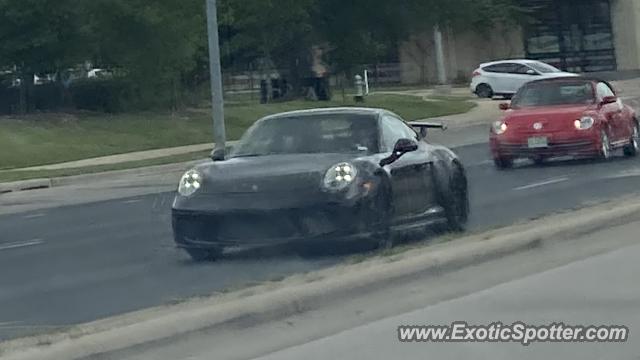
left=499, top=103, right=510, bottom=110
left=393, top=138, right=418, bottom=154
left=601, top=96, right=617, bottom=106
left=210, top=147, right=226, bottom=161
left=379, top=138, right=418, bottom=167
left=526, top=69, right=537, bottom=75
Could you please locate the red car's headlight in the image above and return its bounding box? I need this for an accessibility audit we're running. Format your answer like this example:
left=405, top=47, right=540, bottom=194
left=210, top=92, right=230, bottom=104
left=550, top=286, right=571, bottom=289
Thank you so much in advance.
left=492, top=121, right=508, bottom=135
left=574, top=116, right=595, bottom=130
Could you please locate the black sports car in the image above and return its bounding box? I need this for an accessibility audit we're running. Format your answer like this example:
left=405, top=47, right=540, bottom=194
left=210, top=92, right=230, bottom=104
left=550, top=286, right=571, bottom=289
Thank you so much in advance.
left=172, top=108, right=469, bottom=261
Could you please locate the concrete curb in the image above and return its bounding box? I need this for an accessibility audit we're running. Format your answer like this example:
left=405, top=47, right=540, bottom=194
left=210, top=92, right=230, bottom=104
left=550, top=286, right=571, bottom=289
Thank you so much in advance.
left=2, top=196, right=640, bottom=360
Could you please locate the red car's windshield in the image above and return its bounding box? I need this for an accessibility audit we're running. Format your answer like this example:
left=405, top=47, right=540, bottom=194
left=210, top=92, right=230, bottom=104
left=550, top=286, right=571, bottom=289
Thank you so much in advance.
left=511, top=81, right=596, bottom=108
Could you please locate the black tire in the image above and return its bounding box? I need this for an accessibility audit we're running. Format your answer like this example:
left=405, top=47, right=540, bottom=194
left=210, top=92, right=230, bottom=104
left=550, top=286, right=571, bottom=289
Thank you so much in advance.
left=443, top=165, right=469, bottom=232
left=184, top=247, right=222, bottom=262
left=599, top=130, right=612, bottom=160
left=532, top=156, right=545, bottom=166
left=494, top=157, right=513, bottom=170
left=373, top=185, right=393, bottom=250
left=623, top=121, right=639, bottom=157
left=476, top=84, right=493, bottom=99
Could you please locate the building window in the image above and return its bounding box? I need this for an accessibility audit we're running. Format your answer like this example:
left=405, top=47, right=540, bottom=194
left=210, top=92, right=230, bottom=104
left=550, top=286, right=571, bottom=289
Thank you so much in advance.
left=524, top=0, right=616, bottom=72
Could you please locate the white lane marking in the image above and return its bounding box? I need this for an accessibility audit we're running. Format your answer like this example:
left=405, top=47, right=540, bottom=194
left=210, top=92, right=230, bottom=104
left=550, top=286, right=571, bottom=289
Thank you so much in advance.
left=0, top=239, right=45, bottom=251
left=122, top=199, right=142, bottom=204
left=514, top=177, right=570, bottom=191
left=23, top=213, right=46, bottom=219
left=603, top=168, right=640, bottom=179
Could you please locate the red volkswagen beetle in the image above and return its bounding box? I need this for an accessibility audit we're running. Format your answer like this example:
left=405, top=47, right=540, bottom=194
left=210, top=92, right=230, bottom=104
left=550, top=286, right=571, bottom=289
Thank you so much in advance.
left=490, top=77, right=639, bottom=169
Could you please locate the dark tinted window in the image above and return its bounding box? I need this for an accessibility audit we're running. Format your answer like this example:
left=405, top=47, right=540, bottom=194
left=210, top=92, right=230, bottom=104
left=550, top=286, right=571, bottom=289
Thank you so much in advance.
left=513, top=64, right=537, bottom=75
left=230, top=113, right=379, bottom=157
left=483, top=63, right=519, bottom=73
left=380, top=115, right=417, bottom=151
left=511, top=81, right=595, bottom=108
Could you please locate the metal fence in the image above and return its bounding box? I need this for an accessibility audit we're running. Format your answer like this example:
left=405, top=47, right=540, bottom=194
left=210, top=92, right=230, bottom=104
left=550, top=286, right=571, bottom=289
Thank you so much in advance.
left=222, top=63, right=403, bottom=93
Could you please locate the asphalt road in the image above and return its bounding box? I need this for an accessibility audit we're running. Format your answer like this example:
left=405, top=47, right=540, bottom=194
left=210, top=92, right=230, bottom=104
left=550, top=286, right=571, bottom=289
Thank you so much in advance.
left=1, top=142, right=640, bottom=341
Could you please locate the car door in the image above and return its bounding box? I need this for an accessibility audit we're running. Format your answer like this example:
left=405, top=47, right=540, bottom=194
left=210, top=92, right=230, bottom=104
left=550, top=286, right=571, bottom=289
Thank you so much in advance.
left=596, top=82, right=625, bottom=142
left=379, top=114, right=437, bottom=222
left=481, top=63, right=511, bottom=94
left=483, top=63, right=528, bottom=94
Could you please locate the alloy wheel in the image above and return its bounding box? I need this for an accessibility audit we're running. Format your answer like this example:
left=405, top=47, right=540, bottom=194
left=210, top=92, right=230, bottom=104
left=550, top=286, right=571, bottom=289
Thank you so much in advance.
left=601, top=131, right=611, bottom=160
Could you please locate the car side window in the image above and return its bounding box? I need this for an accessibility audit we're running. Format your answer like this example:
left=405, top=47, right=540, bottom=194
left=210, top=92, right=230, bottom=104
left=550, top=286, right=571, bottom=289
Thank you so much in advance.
left=482, top=64, right=503, bottom=73
left=484, top=64, right=509, bottom=73
left=380, top=115, right=416, bottom=152
left=596, top=82, right=615, bottom=98
left=513, top=65, right=537, bottom=75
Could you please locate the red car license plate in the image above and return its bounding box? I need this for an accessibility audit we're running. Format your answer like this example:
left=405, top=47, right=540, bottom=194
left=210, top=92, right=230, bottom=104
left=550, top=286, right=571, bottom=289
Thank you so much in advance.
left=528, top=136, right=548, bottom=148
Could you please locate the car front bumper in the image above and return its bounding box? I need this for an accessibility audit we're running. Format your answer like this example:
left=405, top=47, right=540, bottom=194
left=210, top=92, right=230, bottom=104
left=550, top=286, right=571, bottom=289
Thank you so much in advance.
left=491, top=132, right=600, bottom=159
left=171, top=203, right=381, bottom=253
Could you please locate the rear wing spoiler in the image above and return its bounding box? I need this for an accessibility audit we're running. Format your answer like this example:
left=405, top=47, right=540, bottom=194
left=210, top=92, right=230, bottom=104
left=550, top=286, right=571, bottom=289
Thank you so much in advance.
left=408, top=121, right=447, bottom=139
left=408, top=121, right=448, bottom=130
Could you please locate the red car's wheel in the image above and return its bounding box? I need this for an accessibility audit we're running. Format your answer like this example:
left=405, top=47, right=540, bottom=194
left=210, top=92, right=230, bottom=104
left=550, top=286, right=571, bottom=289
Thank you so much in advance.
left=623, top=121, right=639, bottom=157
left=599, top=131, right=612, bottom=160
left=493, top=157, right=513, bottom=170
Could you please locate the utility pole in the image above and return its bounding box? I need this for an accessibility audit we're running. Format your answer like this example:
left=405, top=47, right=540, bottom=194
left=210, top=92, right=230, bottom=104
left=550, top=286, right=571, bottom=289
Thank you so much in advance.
left=433, top=24, right=447, bottom=85
left=206, top=0, right=226, bottom=156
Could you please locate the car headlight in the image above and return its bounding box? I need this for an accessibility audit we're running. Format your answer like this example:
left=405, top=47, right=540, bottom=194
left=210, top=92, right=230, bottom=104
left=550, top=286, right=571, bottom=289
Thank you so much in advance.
left=178, top=169, right=202, bottom=196
left=574, top=116, right=594, bottom=130
left=492, top=121, right=508, bottom=135
left=323, top=162, right=357, bottom=191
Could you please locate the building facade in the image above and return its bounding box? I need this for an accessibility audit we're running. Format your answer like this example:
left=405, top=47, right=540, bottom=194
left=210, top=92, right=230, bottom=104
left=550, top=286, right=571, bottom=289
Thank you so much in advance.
left=399, top=0, right=640, bottom=84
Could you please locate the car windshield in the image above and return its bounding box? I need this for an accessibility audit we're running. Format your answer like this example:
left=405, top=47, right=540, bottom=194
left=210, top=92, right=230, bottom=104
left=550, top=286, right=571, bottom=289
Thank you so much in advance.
left=230, top=113, right=379, bottom=157
left=511, top=81, right=595, bottom=108
left=527, top=62, right=561, bottom=73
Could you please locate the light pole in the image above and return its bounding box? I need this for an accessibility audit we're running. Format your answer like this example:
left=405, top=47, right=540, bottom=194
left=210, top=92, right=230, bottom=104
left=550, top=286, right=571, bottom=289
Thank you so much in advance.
left=433, top=24, right=447, bottom=85
left=206, top=0, right=226, bottom=158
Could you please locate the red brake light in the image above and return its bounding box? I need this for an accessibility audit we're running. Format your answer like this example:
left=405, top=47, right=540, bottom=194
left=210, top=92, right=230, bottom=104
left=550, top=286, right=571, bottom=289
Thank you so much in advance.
left=472, top=70, right=481, bottom=77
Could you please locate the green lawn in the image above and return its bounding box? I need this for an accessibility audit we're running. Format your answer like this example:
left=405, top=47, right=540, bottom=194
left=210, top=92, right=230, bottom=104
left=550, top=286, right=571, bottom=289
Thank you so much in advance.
left=0, top=150, right=211, bottom=183
left=0, top=94, right=474, bottom=170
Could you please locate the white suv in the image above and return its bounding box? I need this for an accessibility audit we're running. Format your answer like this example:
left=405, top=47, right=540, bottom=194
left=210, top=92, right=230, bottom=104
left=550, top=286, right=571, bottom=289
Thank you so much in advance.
left=470, top=59, right=578, bottom=98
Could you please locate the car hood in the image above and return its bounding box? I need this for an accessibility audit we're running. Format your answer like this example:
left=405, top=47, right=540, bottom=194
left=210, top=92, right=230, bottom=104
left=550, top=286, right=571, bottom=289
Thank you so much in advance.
left=504, top=104, right=596, bottom=132
left=193, top=153, right=366, bottom=194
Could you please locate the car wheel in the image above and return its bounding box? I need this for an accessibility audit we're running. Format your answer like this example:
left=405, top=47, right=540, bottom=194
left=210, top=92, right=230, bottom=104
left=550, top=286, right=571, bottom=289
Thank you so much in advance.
left=184, top=247, right=222, bottom=262
left=444, top=166, right=469, bottom=232
left=494, top=157, right=513, bottom=170
left=371, top=183, right=393, bottom=250
left=623, top=121, right=639, bottom=157
left=476, top=84, right=493, bottom=99
left=532, top=156, right=545, bottom=166
left=599, top=130, right=612, bottom=160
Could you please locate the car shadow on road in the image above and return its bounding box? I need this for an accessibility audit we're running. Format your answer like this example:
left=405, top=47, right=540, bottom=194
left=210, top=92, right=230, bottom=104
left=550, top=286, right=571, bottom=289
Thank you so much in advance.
left=175, top=226, right=449, bottom=266
left=510, top=154, right=634, bottom=171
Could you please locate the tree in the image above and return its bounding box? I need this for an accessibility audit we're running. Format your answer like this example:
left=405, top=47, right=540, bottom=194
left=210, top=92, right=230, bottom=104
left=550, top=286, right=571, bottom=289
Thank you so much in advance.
left=0, top=0, right=88, bottom=112
left=85, top=0, right=207, bottom=109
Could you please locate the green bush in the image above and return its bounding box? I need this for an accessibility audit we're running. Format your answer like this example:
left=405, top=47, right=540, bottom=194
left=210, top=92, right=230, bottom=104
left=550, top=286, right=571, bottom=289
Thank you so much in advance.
left=0, top=86, right=19, bottom=114
left=70, top=78, right=134, bottom=113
